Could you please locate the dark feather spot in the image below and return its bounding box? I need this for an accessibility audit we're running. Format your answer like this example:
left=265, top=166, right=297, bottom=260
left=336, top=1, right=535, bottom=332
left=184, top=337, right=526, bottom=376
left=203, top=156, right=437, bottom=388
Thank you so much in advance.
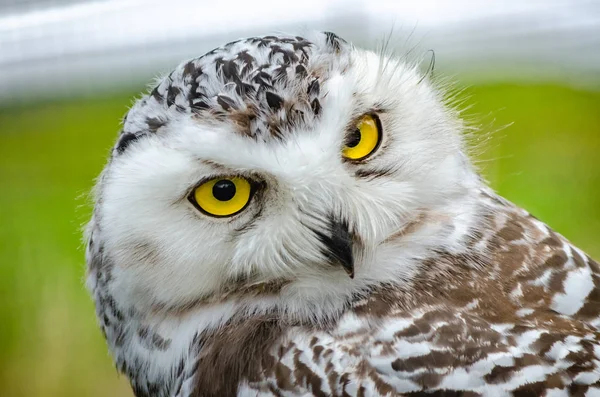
left=182, top=61, right=196, bottom=77
left=292, top=38, right=312, bottom=57
left=116, top=132, right=140, bottom=154
left=253, top=71, right=273, bottom=90
left=146, top=117, right=165, bottom=132
left=311, top=98, right=322, bottom=115
left=166, top=86, right=181, bottom=107
left=217, top=95, right=236, bottom=111
left=150, top=86, right=163, bottom=101
left=307, top=79, right=320, bottom=97
left=236, top=50, right=255, bottom=65
left=191, top=99, right=210, bottom=111
left=185, top=65, right=203, bottom=105
left=235, top=81, right=255, bottom=96
left=250, top=37, right=271, bottom=47
left=265, top=92, right=284, bottom=110
left=220, top=59, right=239, bottom=82
left=295, top=64, right=307, bottom=77
left=323, top=31, right=345, bottom=52
left=236, top=51, right=256, bottom=76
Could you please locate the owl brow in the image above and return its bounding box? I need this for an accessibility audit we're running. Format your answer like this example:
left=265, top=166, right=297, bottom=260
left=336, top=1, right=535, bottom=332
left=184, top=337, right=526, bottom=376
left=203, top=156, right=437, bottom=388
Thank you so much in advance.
left=197, top=158, right=229, bottom=171
left=344, top=105, right=388, bottom=131
left=169, top=159, right=232, bottom=203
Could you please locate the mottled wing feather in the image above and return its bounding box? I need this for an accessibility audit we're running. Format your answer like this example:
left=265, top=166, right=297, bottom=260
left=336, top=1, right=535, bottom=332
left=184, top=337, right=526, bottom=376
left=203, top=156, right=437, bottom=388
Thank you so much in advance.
left=240, top=311, right=600, bottom=396
left=477, top=189, right=600, bottom=330
left=238, top=189, right=600, bottom=396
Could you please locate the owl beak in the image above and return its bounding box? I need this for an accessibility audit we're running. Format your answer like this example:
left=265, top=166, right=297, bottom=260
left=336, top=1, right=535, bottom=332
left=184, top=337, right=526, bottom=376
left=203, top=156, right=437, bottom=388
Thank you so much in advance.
left=312, top=216, right=355, bottom=279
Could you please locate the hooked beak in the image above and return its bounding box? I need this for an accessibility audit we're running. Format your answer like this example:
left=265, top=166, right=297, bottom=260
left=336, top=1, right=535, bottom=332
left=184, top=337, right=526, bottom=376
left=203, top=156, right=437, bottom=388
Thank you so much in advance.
left=311, top=215, right=355, bottom=278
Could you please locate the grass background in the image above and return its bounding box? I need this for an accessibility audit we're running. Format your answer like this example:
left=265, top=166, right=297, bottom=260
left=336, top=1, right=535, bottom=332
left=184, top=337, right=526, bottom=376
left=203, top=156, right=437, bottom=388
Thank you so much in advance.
left=1, top=82, right=599, bottom=396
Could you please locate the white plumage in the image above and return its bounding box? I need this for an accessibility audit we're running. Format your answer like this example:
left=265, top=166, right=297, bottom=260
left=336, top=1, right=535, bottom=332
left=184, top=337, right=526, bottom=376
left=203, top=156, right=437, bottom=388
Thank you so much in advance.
left=86, top=32, right=600, bottom=396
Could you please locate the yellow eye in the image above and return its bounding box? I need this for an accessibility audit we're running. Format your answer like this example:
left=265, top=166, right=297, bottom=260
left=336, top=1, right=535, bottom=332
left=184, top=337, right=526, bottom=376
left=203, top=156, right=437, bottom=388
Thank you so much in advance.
left=342, top=114, right=381, bottom=161
left=191, top=177, right=252, bottom=217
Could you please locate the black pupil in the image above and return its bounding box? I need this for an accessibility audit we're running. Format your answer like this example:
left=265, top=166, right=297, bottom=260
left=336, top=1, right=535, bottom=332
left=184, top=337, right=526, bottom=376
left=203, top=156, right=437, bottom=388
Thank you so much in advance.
left=346, top=129, right=361, bottom=148
left=212, top=180, right=236, bottom=201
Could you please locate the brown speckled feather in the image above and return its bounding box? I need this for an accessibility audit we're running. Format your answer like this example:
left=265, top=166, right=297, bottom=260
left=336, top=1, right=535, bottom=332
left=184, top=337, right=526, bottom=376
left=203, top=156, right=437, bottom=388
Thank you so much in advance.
left=192, top=189, right=600, bottom=396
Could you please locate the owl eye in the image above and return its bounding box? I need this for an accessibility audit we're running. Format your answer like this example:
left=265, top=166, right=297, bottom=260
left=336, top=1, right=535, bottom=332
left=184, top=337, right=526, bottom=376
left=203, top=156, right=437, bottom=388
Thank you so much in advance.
left=190, top=177, right=252, bottom=217
left=342, top=114, right=382, bottom=161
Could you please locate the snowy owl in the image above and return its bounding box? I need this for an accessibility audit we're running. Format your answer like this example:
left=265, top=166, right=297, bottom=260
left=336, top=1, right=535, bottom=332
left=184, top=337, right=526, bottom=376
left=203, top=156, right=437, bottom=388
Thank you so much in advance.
left=85, top=32, right=600, bottom=396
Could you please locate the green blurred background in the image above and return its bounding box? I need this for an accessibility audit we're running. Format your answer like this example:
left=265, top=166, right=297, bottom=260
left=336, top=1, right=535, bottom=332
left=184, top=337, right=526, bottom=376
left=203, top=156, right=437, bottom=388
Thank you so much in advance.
left=1, top=1, right=600, bottom=396
left=1, top=81, right=599, bottom=397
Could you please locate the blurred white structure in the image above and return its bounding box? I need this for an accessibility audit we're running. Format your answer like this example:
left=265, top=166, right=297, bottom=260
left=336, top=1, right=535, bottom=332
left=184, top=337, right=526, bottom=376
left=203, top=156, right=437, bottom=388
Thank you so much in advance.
left=0, top=0, right=599, bottom=102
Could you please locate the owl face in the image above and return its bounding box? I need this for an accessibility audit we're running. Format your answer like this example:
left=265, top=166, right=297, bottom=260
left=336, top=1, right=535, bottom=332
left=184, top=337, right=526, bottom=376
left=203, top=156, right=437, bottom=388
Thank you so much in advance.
left=89, top=32, right=470, bottom=316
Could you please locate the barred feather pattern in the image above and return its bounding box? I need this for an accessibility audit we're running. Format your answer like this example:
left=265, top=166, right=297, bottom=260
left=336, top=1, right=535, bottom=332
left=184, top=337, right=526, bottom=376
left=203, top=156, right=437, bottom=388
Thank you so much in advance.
left=194, top=188, right=600, bottom=396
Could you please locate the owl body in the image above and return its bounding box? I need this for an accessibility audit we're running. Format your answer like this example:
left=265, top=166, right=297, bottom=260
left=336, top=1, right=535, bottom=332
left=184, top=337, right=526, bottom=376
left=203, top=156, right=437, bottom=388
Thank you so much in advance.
left=86, top=32, right=600, bottom=396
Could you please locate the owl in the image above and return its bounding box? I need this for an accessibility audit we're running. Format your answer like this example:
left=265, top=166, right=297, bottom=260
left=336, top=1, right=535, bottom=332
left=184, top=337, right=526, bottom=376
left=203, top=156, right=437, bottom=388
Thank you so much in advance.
left=85, top=32, right=600, bottom=397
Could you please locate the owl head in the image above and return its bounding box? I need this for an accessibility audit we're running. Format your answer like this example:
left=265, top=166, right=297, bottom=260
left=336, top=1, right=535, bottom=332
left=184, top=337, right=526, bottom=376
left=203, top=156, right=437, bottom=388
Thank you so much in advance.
left=86, top=32, right=477, bottom=334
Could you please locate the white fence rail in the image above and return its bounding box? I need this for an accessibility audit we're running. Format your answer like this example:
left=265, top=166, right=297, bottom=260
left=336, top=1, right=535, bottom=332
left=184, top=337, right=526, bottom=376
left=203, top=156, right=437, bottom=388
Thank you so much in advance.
left=1, top=0, right=599, bottom=101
